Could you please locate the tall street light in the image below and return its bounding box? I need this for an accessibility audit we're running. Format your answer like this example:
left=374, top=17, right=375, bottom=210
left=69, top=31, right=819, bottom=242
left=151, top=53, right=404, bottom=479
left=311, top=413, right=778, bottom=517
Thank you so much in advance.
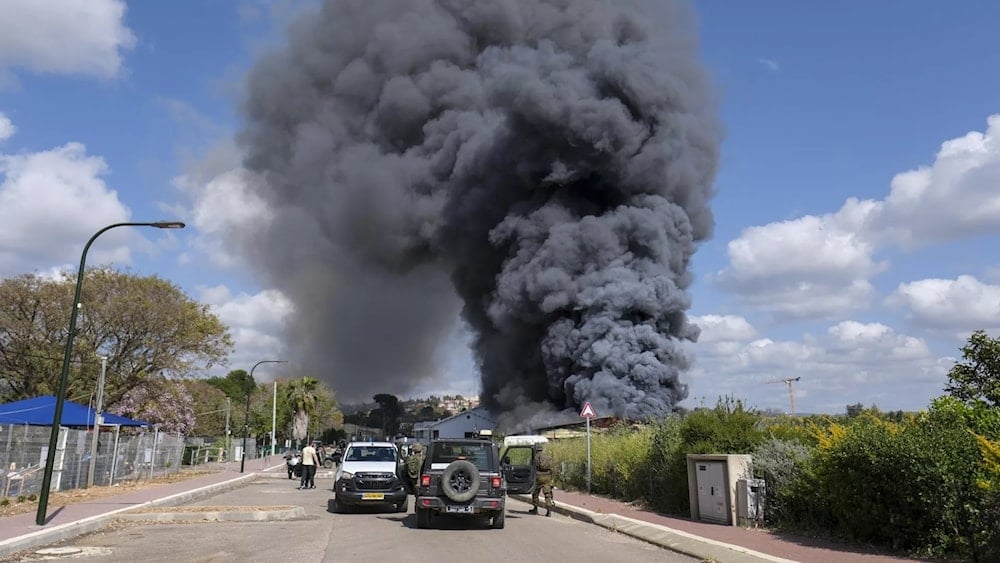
left=36, top=221, right=185, bottom=526
left=241, top=359, right=286, bottom=473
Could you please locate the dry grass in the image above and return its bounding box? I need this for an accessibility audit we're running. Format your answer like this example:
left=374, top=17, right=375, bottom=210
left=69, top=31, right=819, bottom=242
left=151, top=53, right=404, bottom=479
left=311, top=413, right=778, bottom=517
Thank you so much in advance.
left=0, top=468, right=216, bottom=518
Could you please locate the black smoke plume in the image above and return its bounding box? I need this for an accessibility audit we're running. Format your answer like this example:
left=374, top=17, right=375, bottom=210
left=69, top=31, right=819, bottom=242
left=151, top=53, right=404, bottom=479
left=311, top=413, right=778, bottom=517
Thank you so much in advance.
left=237, top=0, right=720, bottom=428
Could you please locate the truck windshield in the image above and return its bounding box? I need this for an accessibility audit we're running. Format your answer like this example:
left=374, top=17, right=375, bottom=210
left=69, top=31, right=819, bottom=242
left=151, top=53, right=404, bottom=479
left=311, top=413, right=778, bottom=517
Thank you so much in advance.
left=431, top=442, right=494, bottom=470
left=344, top=446, right=396, bottom=462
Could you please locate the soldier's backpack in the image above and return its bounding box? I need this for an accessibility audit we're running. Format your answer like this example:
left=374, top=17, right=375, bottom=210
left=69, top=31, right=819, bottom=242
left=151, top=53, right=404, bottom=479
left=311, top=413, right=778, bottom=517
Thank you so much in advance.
left=535, top=450, right=553, bottom=472
left=406, top=453, right=424, bottom=479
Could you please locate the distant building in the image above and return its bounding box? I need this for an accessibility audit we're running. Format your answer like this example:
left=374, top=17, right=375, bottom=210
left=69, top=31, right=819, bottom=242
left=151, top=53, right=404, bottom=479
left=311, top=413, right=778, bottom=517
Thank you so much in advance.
left=412, top=405, right=497, bottom=441
left=534, top=416, right=621, bottom=439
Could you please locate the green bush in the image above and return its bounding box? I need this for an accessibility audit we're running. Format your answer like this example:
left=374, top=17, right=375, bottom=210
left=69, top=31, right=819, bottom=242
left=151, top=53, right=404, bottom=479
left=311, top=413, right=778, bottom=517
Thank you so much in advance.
left=795, top=414, right=986, bottom=558
left=928, top=395, right=1000, bottom=440
left=760, top=416, right=816, bottom=446
left=679, top=396, right=765, bottom=455
left=547, top=423, right=654, bottom=502
left=645, top=416, right=687, bottom=513
left=751, top=437, right=812, bottom=525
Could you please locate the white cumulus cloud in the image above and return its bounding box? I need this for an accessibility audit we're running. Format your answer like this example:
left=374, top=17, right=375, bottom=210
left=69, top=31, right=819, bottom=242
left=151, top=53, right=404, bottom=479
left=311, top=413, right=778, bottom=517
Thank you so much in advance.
left=880, top=117, right=1000, bottom=246
left=888, top=275, right=1000, bottom=331
left=0, top=141, right=136, bottom=276
left=716, top=115, right=1000, bottom=317
left=0, top=113, right=14, bottom=142
left=0, top=0, right=135, bottom=81
left=691, top=314, right=757, bottom=343
left=198, top=285, right=296, bottom=378
left=173, top=167, right=273, bottom=269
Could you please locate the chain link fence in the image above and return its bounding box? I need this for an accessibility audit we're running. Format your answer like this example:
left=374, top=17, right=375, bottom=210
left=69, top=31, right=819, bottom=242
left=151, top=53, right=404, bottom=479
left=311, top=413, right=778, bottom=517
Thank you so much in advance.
left=0, top=423, right=185, bottom=497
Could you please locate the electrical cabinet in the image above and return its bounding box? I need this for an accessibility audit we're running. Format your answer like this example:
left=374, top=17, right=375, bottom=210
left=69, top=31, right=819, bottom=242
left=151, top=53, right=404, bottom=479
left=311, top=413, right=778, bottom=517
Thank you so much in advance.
left=737, top=478, right=766, bottom=526
left=686, top=454, right=753, bottom=526
left=695, top=461, right=727, bottom=523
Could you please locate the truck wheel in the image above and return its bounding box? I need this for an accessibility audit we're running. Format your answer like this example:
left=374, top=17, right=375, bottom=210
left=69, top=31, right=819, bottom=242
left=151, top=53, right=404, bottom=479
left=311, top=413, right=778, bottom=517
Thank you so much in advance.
left=441, top=460, right=480, bottom=503
left=415, top=506, right=430, bottom=529
left=491, top=508, right=505, bottom=529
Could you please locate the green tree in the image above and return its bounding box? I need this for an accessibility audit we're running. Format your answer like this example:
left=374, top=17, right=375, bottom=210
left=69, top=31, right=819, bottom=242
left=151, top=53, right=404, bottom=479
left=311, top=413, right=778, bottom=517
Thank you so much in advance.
left=206, top=369, right=256, bottom=402
left=946, top=330, right=1000, bottom=407
left=184, top=379, right=230, bottom=436
left=0, top=268, right=233, bottom=405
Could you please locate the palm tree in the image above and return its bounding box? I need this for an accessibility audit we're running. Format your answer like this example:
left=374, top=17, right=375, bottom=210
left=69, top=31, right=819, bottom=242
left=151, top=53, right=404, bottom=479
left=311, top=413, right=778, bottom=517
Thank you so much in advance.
left=287, top=377, right=319, bottom=445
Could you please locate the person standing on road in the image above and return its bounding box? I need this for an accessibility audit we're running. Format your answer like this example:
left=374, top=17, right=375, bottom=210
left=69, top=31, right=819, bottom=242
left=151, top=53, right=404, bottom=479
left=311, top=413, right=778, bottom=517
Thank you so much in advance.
left=299, top=441, right=321, bottom=489
left=528, top=443, right=554, bottom=516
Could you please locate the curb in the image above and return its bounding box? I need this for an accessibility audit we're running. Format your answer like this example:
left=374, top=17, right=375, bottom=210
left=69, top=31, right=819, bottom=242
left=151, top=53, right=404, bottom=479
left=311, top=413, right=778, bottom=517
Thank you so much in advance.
left=509, top=494, right=795, bottom=563
left=256, top=470, right=337, bottom=480
left=118, top=505, right=305, bottom=523
left=0, top=472, right=259, bottom=559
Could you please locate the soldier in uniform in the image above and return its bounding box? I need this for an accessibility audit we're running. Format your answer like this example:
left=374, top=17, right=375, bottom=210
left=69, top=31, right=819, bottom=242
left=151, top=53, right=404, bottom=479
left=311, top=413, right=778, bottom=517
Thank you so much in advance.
left=528, top=443, right=554, bottom=516
left=405, top=442, right=426, bottom=494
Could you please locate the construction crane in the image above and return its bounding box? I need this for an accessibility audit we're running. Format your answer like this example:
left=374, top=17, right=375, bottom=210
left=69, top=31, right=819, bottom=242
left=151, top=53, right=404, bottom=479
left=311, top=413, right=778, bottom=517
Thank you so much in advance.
left=765, top=377, right=801, bottom=416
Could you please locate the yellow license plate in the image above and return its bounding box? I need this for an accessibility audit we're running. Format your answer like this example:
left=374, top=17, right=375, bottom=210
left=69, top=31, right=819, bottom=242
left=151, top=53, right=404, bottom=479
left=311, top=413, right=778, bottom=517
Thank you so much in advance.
left=361, top=493, right=385, bottom=501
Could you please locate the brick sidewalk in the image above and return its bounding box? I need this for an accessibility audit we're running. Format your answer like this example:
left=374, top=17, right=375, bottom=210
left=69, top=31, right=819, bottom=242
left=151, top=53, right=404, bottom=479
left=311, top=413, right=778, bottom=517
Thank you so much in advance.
left=551, top=489, right=927, bottom=563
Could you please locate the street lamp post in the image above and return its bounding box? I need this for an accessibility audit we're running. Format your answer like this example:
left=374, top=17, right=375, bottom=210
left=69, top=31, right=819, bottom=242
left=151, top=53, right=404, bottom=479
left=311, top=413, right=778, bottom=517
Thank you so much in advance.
left=271, top=380, right=277, bottom=457
left=36, top=221, right=185, bottom=526
left=241, top=359, right=286, bottom=473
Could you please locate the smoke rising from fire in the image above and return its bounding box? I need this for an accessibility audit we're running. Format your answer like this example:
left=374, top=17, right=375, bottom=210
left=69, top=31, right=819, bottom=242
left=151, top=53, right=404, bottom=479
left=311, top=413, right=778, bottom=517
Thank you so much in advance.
left=236, top=0, right=720, bottom=425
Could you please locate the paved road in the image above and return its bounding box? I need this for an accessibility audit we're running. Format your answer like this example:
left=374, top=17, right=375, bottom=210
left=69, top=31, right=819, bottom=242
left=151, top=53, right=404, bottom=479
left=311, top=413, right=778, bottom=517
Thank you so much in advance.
left=24, top=476, right=697, bottom=563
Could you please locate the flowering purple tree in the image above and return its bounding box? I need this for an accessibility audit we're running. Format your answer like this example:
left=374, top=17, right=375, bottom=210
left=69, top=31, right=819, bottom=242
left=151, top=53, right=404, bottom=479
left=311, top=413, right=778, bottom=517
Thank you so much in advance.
left=109, top=376, right=195, bottom=434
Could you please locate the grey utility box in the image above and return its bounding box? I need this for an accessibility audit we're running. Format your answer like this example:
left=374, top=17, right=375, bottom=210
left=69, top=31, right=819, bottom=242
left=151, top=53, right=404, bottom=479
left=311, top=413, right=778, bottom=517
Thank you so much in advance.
left=736, top=478, right=766, bottom=527
left=687, top=454, right=753, bottom=526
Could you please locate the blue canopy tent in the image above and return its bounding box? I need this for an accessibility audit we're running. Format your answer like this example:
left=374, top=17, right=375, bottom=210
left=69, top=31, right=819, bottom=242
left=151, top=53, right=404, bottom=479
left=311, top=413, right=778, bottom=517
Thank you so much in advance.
left=0, top=395, right=150, bottom=427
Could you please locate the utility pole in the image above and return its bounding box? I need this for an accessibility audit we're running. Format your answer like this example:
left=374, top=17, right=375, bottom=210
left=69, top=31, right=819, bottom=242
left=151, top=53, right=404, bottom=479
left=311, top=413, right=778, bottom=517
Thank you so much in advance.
left=224, top=397, right=231, bottom=462
left=765, top=377, right=801, bottom=416
left=86, top=356, right=108, bottom=488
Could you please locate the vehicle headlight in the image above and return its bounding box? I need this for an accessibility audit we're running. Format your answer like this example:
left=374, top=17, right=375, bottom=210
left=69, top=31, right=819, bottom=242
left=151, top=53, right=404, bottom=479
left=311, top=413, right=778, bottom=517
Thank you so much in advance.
left=339, top=471, right=354, bottom=480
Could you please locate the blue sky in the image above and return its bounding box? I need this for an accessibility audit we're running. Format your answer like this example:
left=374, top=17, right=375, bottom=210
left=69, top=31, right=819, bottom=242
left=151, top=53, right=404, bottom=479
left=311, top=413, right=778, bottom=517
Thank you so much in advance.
left=1, top=1, right=998, bottom=413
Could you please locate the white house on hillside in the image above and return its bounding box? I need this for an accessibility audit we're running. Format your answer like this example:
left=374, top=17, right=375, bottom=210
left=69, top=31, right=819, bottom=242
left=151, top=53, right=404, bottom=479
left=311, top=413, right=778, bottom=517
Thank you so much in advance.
left=412, top=405, right=497, bottom=440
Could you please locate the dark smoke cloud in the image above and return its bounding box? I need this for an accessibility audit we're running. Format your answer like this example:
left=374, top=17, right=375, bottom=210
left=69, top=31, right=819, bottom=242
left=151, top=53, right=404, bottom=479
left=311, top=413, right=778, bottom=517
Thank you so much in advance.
left=236, top=0, right=720, bottom=425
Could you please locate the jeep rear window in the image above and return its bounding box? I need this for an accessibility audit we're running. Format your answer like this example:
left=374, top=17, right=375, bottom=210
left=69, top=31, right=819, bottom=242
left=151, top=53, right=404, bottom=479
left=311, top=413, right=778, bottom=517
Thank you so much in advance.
left=344, top=446, right=396, bottom=462
left=430, top=442, right=494, bottom=471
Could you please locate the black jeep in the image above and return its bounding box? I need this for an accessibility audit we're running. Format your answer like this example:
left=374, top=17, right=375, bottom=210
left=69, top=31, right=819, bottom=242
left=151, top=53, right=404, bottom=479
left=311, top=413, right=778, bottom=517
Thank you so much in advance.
left=414, top=438, right=507, bottom=529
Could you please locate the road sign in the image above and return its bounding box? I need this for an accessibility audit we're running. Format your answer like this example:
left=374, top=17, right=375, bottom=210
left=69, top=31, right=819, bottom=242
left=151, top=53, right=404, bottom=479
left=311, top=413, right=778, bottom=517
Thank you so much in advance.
left=580, top=401, right=596, bottom=419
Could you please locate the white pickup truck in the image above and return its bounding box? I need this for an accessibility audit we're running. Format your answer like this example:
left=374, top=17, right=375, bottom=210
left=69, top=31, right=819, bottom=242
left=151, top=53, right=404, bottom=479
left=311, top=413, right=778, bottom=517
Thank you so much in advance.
left=331, top=441, right=408, bottom=513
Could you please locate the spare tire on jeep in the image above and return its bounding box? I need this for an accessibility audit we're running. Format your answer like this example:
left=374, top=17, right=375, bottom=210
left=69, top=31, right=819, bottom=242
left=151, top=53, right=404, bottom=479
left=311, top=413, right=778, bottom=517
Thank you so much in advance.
left=441, top=460, right=480, bottom=503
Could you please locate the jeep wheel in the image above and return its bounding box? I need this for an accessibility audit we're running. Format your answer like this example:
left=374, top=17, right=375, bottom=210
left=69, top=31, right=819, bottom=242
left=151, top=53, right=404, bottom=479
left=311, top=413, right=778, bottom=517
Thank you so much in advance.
left=441, top=460, right=480, bottom=503
left=491, top=509, right=505, bottom=529
left=415, top=506, right=431, bottom=529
